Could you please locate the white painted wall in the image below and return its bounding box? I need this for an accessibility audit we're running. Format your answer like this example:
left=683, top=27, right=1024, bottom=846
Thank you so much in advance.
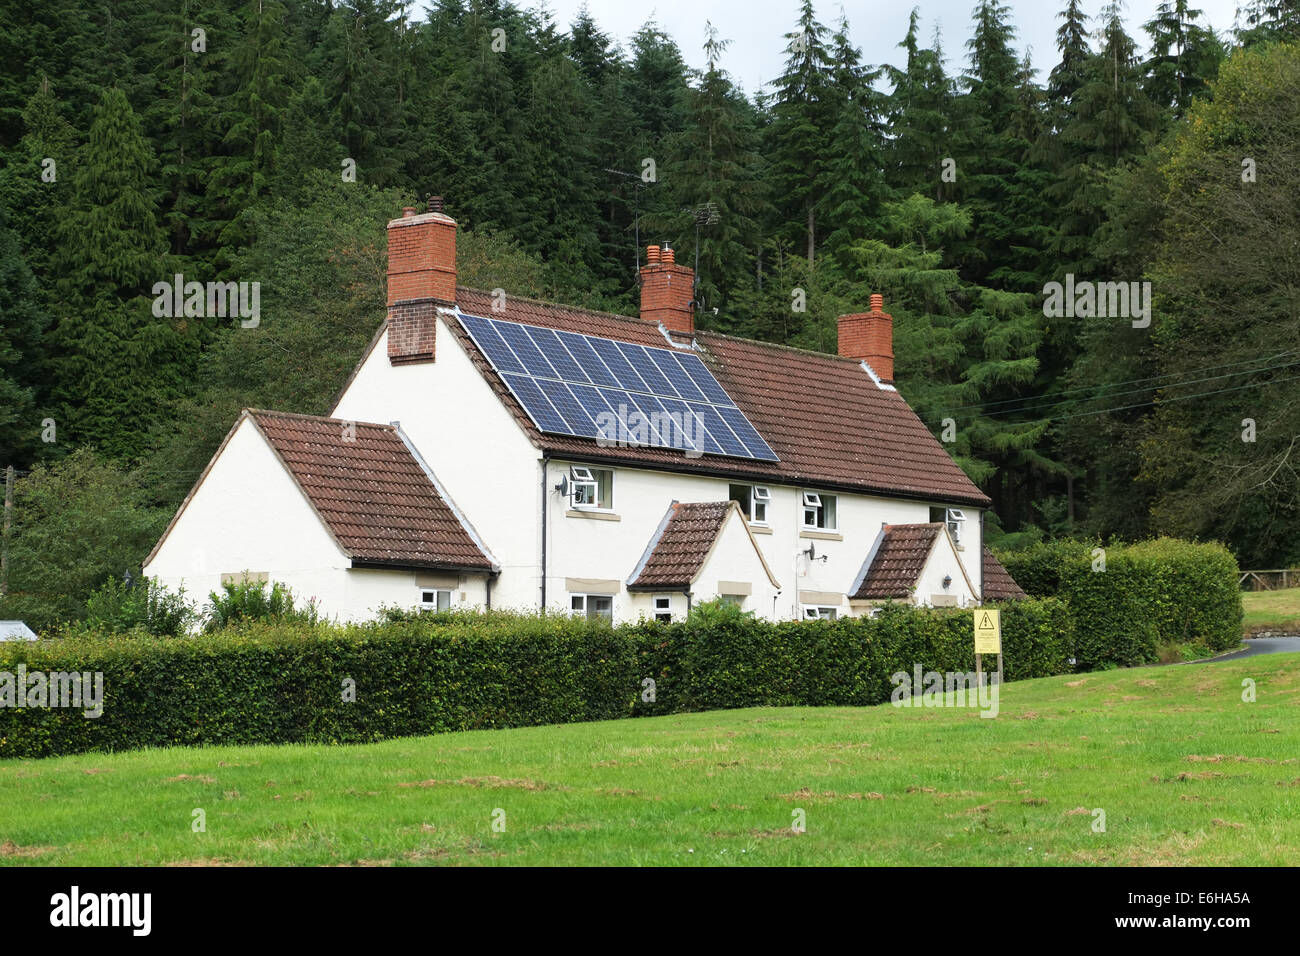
left=914, top=532, right=978, bottom=608
left=143, top=416, right=490, bottom=624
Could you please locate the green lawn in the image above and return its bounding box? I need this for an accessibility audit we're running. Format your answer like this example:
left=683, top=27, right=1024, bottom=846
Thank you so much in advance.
left=1242, top=587, right=1300, bottom=635
left=2, top=654, right=1298, bottom=866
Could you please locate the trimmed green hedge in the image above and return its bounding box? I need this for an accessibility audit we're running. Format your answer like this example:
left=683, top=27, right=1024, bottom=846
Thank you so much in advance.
left=0, top=601, right=1071, bottom=759
left=999, top=537, right=1242, bottom=668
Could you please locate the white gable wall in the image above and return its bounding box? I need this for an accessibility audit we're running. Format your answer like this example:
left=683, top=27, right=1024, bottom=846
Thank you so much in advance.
left=144, top=418, right=352, bottom=619
left=914, top=531, right=978, bottom=608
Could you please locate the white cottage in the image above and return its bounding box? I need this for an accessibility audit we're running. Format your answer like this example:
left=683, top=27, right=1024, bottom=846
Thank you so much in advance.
left=145, top=198, right=1025, bottom=622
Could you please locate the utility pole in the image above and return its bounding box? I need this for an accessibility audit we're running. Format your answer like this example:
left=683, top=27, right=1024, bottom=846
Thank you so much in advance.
left=1, top=465, right=12, bottom=598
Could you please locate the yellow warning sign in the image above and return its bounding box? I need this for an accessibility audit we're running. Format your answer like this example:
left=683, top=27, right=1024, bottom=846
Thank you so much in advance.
left=974, top=608, right=1002, bottom=654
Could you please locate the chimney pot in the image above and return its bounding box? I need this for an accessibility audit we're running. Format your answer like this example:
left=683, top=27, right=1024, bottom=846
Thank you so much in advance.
left=402, top=206, right=417, bottom=218
left=662, top=246, right=675, bottom=264
left=870, top=293, right=884, bottom=313
left=427, top=195, right=444, bottom=214
left=647, top=245, right=660, bottom=263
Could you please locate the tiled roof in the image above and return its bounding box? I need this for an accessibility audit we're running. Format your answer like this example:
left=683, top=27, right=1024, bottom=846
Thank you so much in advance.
left=447, top=287, right=990, bottom=507
left=981, top=546, right=1028, bottom=600
left=249, top=410, right=494, bottom=571
left=851, top=523, right=943, bottom=599
left=628, top=501, right=731, bottom=590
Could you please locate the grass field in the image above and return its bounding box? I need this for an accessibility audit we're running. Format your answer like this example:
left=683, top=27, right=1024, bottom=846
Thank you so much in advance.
left=2, top=654, right=1298, bottom=866
left=1242, top=587, right=1300, bottom=635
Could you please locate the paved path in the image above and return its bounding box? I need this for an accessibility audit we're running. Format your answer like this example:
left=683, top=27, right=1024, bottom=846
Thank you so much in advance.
left=1198, top=636, right=1300, bottom=663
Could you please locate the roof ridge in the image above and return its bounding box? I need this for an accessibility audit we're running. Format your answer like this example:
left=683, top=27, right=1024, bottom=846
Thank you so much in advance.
left=245, top=407, right=396, bottom=430
left=459, top=286, right=866, bottom=367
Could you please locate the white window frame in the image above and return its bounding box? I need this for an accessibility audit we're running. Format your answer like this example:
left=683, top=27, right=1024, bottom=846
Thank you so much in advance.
left=802, top=605, right=838, bottom=620
left=751, top=485, right=771, bottom=525
left=419, top=588, right=453, bottom=612
left=802, top=491, right=837, bottom=531
left=570, top=592, right=614, bottom=622
left=570, top=465, right=613, bottom=511
left=946, top=508, right=966, bottom=544
left=653, top=595, right=672, bottom=623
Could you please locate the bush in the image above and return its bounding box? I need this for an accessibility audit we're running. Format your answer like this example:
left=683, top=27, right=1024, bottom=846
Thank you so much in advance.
left=79, top=576, right=196, bottom=637
left=0, top=600, right=1074, bottom=759
left=996, top=537, right=1242, bottom=668
left=205, top=579, right=318, bottom=632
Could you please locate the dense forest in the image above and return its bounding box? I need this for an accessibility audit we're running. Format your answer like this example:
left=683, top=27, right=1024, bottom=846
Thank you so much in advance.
left=1, top=0, right=1299, bottom=628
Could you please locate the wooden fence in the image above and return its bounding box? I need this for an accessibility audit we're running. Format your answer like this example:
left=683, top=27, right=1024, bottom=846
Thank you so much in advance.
left=1239, top=569, right=1300, bottom=591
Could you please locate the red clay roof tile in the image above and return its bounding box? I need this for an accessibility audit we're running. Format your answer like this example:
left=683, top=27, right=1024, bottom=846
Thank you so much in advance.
left=629, top=501, right=732, bottom=590
left=250, top=410, right=493, bottom=571
left=852, top=523, right=943, bottom=599
left=981, top=546, right=1028, bottom=600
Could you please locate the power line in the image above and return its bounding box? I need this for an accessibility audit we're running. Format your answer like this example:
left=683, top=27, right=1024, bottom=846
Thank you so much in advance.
left=941, top=369, right=1300, bottom=429
left=942, top=355, right=1300, bottom=424
left=941, top=348, right=1300, bottom=416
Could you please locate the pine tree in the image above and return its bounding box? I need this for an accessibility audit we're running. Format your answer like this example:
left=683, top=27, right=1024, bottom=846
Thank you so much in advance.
left=651, top=23, right=765, bottom=320
left=50, top=87, right=193, bottom=460
left=0, top=205, right=45, bottom=467
left=886, top=10, right=956, bottom=201
left=765, top=0, right=835, bottom=268
left=819, top=12, right=889, bottom=258
left=1142, top=1, right=1224, bottom=122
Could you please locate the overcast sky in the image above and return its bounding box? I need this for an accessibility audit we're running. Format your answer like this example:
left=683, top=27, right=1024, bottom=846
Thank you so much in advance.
left=525, top=0, right=1244, bottom=94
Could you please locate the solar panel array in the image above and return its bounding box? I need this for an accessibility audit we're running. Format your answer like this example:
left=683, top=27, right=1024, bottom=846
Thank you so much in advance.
left=457, top=311, right=779, bottom=462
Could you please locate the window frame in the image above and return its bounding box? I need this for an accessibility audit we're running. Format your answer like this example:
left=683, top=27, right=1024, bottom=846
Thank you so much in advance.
left=751, top=485, right=771, bottom=525
left=946, top=507, right=966, bottom=544
left=801, top=491, right=837, bottom=531
left=802, top=604, right=839, bottom=621
left=570, top=465, right=613, bottom=511
left=570, top=592, right=614, bottom=622
left=419, top=588, right=453, bottom=612
left=653, top=595, right=672, bottom=623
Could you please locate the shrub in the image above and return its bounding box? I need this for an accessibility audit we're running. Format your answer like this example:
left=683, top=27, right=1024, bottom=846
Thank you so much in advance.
left=997, top=537, right=1241, bottom=668
left=80, top=576, right=196, bottom=637
left=205, top=579, right=318, bottom=632
left=0, top=600, right=1074, bottom=759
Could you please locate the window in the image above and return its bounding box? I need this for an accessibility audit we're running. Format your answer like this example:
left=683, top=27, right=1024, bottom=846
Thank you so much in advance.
left=729, top=484, right=771, bottom=525
left=931, top=506, right=966, bottom=544
left=802, top=491, right=837, bottom=530
left=571, top=465, right=613, bottom=510
left=653, top=595, right=672, bottom=623
left=946, top=508, right=966, bottom=544
left=721, top=594, right=746, bottom=609
left=420, top=588, right=452, bottom=611
left=570, top=593, right=613, bottom=621
left=803, top=605, right=838, bottom=620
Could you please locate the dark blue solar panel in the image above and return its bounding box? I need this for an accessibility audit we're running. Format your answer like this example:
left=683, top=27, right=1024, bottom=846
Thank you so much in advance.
left=458, top=312, right=778, bottom=462
left=459, top=313, right=525, bottom=374
left=502, top=373, right=570, bottom=434
left=588, top=337, right=647, bottom=392
left=618, top=343, right=675, bottom=397
left=650, top=349, right=708, bottom=403
left=528, top=327, right=589, bottom=384
left=496, top=322, right=556, bottom=378
left=536, top=379, right=596, bottom=435
left=717, top=405, right=778, bottom=460
left=677, top=353, right=733, bottom=405
left=556, top=331, right=620, bottom=388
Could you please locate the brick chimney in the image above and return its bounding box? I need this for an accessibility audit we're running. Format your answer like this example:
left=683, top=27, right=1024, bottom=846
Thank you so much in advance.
left=838, top=293, right=894, bottom=384
left=639, top=244, right=694, bottom=335
left=386, top=197, right=456, bottom=365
